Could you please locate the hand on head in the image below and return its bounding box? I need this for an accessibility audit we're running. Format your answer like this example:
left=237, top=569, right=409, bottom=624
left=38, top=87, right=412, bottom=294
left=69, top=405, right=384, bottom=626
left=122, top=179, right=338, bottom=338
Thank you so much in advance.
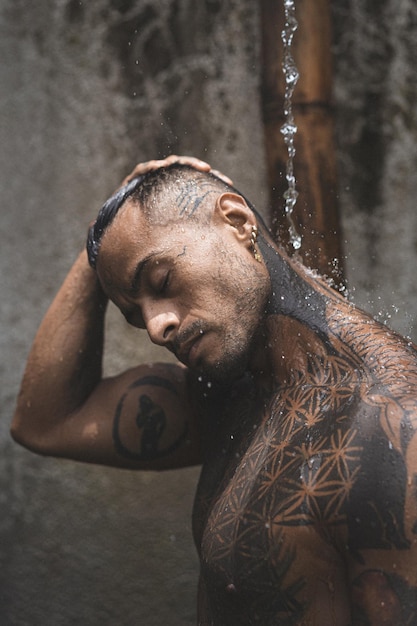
left=119, top=155, right=233, bottom=190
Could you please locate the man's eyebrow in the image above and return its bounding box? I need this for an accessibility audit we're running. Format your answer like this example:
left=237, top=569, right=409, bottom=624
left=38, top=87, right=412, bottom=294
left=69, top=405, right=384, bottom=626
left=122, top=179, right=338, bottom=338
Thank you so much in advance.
left=129, top=252, right=159, bottom=295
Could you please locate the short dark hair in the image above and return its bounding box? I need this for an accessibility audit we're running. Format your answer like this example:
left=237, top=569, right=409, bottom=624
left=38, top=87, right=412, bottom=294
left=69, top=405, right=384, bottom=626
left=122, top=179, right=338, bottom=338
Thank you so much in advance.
left=86, top=163, right=269, bottom=268
left=87, top=175, right=145, bottom=268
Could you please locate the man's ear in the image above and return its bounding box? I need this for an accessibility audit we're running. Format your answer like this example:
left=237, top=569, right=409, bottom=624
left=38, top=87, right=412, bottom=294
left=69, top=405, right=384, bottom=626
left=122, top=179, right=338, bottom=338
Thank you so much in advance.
left=212, top=192, right=256, bottom=243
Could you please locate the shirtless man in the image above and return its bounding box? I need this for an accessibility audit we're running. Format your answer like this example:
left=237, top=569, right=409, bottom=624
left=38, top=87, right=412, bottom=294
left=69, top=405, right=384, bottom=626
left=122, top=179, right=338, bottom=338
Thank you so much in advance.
left=12, top=155, right=417, bottom=625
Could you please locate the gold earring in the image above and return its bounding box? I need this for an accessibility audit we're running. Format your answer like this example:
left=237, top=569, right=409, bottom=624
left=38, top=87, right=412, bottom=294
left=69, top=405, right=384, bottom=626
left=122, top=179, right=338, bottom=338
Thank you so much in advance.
left=250, top=226, right=262, bottom=262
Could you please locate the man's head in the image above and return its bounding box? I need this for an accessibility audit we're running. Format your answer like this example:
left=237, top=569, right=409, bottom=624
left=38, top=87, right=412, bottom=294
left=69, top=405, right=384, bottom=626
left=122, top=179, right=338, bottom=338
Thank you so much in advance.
left=88, top=165, right=234, bottom=268
left=88, top=164, right=271, bottom=382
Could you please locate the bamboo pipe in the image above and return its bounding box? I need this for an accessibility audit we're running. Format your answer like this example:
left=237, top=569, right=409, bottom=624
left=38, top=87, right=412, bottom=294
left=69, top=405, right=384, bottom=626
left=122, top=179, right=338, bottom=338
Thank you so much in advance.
left=260, top=0, right=344, bottom=280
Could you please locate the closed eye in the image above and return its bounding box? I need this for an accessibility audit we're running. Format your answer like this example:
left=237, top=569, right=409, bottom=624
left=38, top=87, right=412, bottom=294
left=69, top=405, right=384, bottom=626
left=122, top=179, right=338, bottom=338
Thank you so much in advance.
left=157, top=271, right=171, bottom=295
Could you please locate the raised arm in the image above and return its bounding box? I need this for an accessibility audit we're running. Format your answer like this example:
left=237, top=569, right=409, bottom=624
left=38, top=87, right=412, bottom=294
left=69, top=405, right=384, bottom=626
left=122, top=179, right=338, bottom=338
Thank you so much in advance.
left=11, top=154, right=222, bottom=469
left=11, top=249, right=202, bottom=469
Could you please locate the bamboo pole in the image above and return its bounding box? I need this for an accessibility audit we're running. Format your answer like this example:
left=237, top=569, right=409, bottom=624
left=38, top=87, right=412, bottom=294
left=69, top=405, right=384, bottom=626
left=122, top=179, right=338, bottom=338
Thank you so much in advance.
left=260, top=0, right=344, bottom=280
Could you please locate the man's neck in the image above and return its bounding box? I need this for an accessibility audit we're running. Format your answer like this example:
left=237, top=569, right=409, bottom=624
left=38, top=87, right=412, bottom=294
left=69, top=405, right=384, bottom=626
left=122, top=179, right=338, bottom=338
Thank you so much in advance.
left=258, top=236, right=330, bottom=332
left=250, top=236, right=339, bottom=389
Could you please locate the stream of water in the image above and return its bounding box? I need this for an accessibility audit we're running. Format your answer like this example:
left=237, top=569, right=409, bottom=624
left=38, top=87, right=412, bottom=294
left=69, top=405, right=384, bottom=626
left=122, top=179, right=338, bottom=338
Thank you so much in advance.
left=281, top=0, right=302, bottom=251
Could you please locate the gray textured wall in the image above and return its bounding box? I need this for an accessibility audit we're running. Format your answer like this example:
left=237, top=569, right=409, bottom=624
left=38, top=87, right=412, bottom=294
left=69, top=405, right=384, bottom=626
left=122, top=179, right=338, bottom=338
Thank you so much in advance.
left=1, top=1, right=416, bottom=625
left=333, top=0, right=417, bottom=338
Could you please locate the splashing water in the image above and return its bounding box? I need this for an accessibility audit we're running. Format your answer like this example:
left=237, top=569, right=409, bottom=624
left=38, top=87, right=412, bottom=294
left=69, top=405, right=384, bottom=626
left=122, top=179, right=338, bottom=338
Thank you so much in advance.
left=281, top=0, right=302, bottom=251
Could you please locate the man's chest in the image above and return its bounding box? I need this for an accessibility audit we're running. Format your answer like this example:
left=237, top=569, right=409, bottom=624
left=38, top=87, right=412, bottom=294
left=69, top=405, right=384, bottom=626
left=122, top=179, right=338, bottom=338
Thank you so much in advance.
left=193, top=370, right=415, bottom=624
left=192, top=386, right=357, bottom=624
left=194, top=376, right=362, bottom=541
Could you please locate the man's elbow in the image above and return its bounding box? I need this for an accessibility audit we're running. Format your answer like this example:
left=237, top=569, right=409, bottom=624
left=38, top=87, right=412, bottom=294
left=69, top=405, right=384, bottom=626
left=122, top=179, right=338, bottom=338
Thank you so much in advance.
left=10, top=413, right=49, bottom=456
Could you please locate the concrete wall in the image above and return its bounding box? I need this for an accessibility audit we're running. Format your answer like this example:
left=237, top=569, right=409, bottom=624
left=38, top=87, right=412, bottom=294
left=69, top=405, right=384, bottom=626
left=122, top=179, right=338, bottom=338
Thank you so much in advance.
left=333, top=0, right=417, bottom=338
left=1, top=1, right=416, bottom=625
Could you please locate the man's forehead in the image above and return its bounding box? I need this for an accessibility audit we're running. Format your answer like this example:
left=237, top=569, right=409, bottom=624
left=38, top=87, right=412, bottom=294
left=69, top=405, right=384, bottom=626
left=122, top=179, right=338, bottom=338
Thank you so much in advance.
left=99, top=205, right=189, bottom=265
left=105, top=198, right=148, bottom=239
left=96, top=204, right=145, bottom=269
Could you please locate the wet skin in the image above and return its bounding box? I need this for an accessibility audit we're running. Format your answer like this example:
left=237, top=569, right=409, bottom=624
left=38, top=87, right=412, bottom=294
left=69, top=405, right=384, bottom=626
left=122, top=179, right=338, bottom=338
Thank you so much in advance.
left=12, top=172, right=417, bottom=625
left=192, top=250, right=417, bottom=625
left=98, top=204, right=417, bottom=624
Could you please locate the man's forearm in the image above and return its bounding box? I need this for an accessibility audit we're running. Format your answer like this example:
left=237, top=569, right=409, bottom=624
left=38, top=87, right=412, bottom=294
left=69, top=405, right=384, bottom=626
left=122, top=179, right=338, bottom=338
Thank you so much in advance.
left=11, top=250, right=108, bottom=450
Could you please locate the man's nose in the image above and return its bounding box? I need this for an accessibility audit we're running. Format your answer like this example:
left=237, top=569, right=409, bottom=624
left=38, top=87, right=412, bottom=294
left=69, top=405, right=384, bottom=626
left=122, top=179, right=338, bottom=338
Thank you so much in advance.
left=145, top=307, right=180, bottom=347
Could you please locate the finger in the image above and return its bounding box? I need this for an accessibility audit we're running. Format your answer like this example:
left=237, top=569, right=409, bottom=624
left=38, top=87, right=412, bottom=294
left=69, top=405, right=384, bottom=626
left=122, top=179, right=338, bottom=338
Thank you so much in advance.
left=175, top=156, right=211, bottom=170
left=124, top=159, right=162, bottom=181
left=160, top=155, right=212, bottom=172
left=119, top=155, right=229, bottom=191
left=127, top=155, right=211, bottom=177
left=209, top=169, right=234, bottom=186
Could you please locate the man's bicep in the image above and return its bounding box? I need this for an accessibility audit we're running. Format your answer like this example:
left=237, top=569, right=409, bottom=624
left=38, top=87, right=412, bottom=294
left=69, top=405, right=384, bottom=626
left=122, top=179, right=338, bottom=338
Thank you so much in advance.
left=49, top=362, right=202, bottom=469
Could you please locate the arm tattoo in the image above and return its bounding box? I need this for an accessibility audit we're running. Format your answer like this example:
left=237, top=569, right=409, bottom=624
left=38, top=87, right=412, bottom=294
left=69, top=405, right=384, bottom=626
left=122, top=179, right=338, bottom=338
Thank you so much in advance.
left=112, top=375, right=188, bottom=461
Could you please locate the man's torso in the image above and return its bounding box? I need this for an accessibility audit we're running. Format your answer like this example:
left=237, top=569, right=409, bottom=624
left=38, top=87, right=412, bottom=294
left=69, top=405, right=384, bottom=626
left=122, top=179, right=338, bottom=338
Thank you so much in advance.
left=192, top=303, right=417, bottom=625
